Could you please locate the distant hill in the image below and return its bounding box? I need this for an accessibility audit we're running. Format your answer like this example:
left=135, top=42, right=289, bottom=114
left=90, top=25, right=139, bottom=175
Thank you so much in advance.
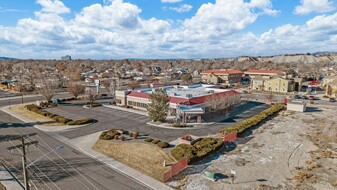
left=0, top=57, right=16, bottom=60
left=231, top=53, right=337, bottom=64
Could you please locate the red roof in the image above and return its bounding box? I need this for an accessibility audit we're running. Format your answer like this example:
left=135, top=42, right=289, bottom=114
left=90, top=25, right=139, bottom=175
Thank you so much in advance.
left=245, top=69, right=283, bottom=74
left=201, top=69, right=243, bottom=75
left=128, top=90, right=240, bottom=105
left=128, top=91, right=149, bottom=99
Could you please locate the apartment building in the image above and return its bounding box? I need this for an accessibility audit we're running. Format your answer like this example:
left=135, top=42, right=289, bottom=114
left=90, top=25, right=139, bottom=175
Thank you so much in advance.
left=200, top=69, right=243, bottom=84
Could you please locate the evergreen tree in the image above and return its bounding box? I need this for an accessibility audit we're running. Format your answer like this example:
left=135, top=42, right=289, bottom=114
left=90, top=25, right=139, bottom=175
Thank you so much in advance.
left=147, top=88, right=169, bottom=122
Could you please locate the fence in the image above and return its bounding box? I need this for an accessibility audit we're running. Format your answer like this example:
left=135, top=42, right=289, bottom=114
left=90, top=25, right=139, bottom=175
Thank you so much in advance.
left=222, top=131, right=237, bottom=143
left=162, top=157, right=188, bottom=182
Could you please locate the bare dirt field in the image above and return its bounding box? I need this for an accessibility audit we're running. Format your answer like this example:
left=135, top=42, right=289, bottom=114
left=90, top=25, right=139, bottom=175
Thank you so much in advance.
left=93, top=139, right=176, bottom=181
left=9, top=104, right=64, bottom=126
left=169, top=105, right=337, bottom=190
left=0, top=182, right=6, bottom=190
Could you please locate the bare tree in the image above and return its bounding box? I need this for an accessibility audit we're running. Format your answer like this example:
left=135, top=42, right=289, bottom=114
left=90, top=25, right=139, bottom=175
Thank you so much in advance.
left=127, top=81, right=140, bottom=90
left=68, top=82, right=85, bottom=98
left=86, top=88, right=99, bottom=104
left=36, top=78, right=60, bottom=103
left=103, top=78, right=117, bottom=100
left=265, top=91, right=274, bottom=103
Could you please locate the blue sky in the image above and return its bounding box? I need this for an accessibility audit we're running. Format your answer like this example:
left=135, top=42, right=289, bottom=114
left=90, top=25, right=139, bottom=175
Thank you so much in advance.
left=0, top=0, right=337, bottom=59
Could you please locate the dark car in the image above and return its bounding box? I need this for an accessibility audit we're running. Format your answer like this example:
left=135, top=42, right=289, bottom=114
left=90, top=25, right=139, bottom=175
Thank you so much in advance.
left=294, top=95, right=302, bottom=99
left=302, top=96, right=308, bottom=99
left=329, top=98, right=336, bottom=102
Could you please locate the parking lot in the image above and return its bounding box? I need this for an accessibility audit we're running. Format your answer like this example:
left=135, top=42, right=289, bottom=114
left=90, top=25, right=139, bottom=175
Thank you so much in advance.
left=43, top=100, right=271, bottom=142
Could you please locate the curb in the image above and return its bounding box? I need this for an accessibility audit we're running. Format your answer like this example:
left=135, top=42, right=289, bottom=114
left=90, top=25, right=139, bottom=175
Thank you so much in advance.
left=1, top=105, right=173, bottom=190
left=146, top=122, right=208, bottom=130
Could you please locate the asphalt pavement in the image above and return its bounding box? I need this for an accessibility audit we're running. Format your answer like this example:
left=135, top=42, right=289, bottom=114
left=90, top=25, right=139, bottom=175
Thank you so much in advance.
left=57, top=100, right=269, bottom=141
left=0, top=93, right=149, bottom=190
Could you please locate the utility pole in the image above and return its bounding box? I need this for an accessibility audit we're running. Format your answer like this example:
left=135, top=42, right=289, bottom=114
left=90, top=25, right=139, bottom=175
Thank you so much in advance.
left=7, top=133, right=38, bottom=190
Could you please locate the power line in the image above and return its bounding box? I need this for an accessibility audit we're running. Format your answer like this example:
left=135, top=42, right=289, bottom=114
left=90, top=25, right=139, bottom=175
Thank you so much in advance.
left=35, top=135, right=99, bottom=190
left=6, top=133, right=38, bottom=190
left=7, top=139, right=59, bottom=190
left=28, top=138, right=92, bottom=190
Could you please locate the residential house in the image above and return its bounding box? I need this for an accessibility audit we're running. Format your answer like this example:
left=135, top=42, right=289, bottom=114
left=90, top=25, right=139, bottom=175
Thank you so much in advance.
left=200, top=69, right=243, bottom=85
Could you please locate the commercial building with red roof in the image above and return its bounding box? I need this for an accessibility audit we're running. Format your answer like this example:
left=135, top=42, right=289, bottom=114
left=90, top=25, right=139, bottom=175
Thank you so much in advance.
left=115, top=84, right=241, bottom=123
left=200, top=69, right=243, bottom=85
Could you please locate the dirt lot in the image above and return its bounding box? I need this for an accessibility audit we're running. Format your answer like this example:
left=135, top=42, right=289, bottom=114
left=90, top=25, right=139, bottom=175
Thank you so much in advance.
left=93, top=139, right=176, bottom=181
left=9, top=104, right=64, bottom=126
left=170, top=105, right=337, bottom=190
left=0, top=182, right=6, bottom=190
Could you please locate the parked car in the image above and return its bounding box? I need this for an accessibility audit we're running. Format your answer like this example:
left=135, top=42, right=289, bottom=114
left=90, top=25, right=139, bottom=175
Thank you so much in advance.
left=294, top=95, right=302, bottom=99
left=329, top=98, right=336, bottom=102
left=308, top=96, right=314, bottom=100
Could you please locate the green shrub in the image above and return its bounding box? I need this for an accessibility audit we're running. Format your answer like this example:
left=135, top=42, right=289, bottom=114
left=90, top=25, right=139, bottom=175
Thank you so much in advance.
left=219, top=104, right=284, bottom=136
left=99, top=129, right=119, bottom=140
left=157, top=141, right=169, bottom=148
left=152, top=140, right=161, bottom=144
left=171, top=138, right=223, bottom=163
left=144, top=138, right=153, bottom=142
left=173, top=123, right=188, bottom=128
left=171, top=144, right=194, bottom=161
left=67, top=118, right=94, bottom=125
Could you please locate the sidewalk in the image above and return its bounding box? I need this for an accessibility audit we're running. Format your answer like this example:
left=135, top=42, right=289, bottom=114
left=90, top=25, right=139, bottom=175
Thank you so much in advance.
left=1, top=105, right=173, bottom=190
left=0, top=165, right=23, bottom=190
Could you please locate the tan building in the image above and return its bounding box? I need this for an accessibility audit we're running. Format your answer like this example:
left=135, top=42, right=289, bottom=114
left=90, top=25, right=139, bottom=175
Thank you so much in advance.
left=200, top=69, right=243, bottom=84
left=326, top=79, right=337, bottom=97
left=251, top=76, right=270, bottom=90
left=263, top=77, right=294, bottom=93
left=244, top=69, right=285, bottom=78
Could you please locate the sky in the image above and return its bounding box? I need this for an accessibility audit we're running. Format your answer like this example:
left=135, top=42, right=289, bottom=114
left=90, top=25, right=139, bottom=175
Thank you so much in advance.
left=0, top=0, right=337, bottom=59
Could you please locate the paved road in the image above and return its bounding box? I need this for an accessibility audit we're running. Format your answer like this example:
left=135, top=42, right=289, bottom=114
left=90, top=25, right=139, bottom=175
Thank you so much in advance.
left=0, top=94, right=149, bottom=190
left=57, top=101, right=270, bottom=141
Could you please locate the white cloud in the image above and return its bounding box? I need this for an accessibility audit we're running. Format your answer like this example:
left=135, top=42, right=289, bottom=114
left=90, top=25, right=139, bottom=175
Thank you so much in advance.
left=0, top=0, right=336, bottom=59
left=36, top=0, right=70, bottom=14
left=294, top=0, right=335, bottom=15
left=249, top=0, right=279, bottom=15
left=168, top=4, right=193, bottom=13
left=161, top=0, right=182, bottom=3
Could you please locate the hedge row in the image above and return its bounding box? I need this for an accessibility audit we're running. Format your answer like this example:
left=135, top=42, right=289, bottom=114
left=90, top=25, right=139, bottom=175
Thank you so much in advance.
left=171, top=138, right=223, bottom=163
left=219, top=103, right=284, bottom=136
left=144, top=138, right=170, bottom=148
left=25, top=104, right=94, bottom=125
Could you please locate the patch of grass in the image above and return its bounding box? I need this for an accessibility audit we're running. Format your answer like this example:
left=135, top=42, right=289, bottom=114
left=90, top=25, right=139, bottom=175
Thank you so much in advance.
left=24, top=104, right=94, bottom=126
left=93, top=139, right=175, bottom=181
